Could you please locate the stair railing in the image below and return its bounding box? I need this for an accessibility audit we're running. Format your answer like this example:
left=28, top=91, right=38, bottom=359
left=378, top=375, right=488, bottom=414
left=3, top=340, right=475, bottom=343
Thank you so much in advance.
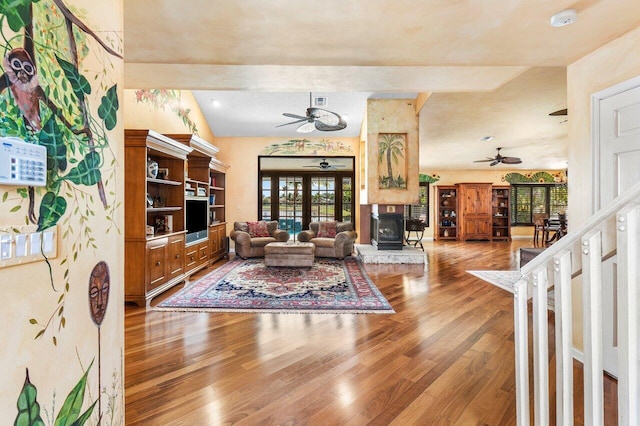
left=514, top=180, right=640, bottom=425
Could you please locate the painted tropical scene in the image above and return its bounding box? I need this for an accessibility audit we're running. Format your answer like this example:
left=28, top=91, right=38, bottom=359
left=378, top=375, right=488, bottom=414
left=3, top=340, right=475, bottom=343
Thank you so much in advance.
left=378, top=133, right=407, bottom=189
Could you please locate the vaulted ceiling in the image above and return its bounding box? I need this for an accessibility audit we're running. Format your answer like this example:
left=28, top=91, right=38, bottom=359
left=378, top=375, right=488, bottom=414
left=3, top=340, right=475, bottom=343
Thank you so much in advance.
left=123, top=0, right=640, bottom=170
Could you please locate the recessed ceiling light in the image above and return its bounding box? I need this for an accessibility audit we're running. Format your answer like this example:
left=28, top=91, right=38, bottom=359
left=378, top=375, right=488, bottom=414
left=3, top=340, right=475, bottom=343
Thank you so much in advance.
left=480, top=136, right=494, bottom=142
left=211, top=100, right=221, bottom=107
left=550, top=9, right=578, bottom=27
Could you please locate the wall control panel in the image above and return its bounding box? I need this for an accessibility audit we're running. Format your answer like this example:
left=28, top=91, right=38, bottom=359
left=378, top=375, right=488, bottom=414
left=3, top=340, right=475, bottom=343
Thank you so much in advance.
left=0, top=137, right=47, bottom=187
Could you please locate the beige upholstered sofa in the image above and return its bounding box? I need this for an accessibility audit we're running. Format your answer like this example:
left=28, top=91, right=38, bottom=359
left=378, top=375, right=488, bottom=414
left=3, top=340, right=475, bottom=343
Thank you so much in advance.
left=297, top=221, right=357, bottom=259
left=230, top=221, right=290, bottom=258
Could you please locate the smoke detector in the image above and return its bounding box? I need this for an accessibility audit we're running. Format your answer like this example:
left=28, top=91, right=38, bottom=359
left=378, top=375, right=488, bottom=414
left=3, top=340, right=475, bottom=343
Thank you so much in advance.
left=550, top=9, right=578, bottom=27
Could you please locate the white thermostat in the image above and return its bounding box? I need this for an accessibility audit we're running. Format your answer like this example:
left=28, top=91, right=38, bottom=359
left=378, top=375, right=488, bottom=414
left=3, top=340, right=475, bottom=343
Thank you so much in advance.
left=0, top=137, right=47, bottom=187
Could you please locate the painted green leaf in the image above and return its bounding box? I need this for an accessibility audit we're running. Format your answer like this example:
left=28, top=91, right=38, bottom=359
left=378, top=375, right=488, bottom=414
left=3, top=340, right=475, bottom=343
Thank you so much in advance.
left=37, top=192, right=67, bottom=231
left=39, top=117, right=68, bottom=172
left=98, top=84, right=119, bottom=130
left=14, top=368, right=45, bottom=426
left=54, top=360, right=93, bottom=426
left=0, top=0, right=40, bottom=32
left=63, top=152, right=101, bottom=186
left=70, top=400, right=97, bottom=426
left=55, top=56, right=91, bottom=102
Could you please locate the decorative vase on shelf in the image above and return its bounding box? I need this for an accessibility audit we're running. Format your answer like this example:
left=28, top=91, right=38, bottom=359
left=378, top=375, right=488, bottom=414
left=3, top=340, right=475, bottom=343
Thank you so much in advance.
left=147, top=157, right=158, bottom=179
left=443, top=229, right=449, bottom=237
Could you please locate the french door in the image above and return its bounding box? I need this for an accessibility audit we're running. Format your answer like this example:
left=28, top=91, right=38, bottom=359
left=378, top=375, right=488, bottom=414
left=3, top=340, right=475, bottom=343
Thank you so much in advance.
left=259, top=172, right=354, bottom=239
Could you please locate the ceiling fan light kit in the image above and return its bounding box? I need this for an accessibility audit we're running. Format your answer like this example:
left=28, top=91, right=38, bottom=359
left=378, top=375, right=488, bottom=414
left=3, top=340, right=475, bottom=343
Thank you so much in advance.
left=278, top=93, right=347, bottom=133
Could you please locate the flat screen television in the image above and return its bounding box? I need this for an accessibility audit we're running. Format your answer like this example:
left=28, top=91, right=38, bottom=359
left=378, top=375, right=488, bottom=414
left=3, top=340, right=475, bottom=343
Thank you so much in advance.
left=185, top=198, right=208, bottom=243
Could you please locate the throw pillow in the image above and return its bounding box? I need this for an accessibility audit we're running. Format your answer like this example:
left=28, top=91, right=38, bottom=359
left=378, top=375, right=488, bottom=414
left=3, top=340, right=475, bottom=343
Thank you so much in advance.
left=247, top=221, right=270, bottom=238
left=317, top=221, right=337, bottom=238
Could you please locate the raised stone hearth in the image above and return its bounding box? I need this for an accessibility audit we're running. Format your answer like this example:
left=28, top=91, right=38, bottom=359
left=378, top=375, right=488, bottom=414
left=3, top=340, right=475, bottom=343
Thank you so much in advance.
left=355, top=244, right=426, bottom=265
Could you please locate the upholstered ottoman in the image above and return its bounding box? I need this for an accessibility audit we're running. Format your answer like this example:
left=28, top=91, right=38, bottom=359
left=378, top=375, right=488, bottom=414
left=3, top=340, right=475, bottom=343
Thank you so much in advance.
left=264, top=242, right=315, bottom=267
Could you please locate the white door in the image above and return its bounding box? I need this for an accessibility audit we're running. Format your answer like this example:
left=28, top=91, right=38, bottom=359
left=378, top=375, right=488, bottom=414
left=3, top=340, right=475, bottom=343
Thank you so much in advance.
left=594, top=79, right=640, bottom=377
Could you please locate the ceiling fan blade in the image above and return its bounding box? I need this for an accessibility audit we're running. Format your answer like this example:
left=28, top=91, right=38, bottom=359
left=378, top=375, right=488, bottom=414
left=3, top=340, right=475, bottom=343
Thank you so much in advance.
left=315, top=121, right=347, bottom=131
left=296, top=122, right=316, bottom=133
left=501, top=157, right=522, bottom=164
left=283, top=112, right=308, bottom=120
left=549, top=108, right=568, bottom=116
left=276, top=118, right=309, bottom=128
left=473, top=159, right=495, bottom=163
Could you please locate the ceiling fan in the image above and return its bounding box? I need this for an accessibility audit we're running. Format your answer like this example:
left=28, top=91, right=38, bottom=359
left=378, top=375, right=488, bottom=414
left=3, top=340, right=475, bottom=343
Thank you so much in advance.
left=277, top=93, right=347, bottom=133
left=303, top=158, right=346, bottom=170
left=474, top=147, right=522, bottom=166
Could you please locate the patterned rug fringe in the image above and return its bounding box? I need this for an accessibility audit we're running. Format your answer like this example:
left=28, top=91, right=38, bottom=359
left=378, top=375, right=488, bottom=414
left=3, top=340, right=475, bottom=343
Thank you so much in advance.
left=153, top=307, right=394, bottom=314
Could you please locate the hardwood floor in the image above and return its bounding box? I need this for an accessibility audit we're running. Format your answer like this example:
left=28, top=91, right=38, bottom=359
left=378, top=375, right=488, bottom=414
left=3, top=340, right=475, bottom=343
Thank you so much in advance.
left=124, top=240, right=616, bottom=425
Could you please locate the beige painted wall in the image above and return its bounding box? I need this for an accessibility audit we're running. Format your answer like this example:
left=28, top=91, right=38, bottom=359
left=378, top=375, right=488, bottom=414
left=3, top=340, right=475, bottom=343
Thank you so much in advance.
left=567, top=26, right=640, bottom=350
left=0, top=0, right=124, bottom=421
left=124, top=89, right=216, bottom=142
left=213, top=137, right=360, bottom=247
left=367, top=99, right=420, bottom=205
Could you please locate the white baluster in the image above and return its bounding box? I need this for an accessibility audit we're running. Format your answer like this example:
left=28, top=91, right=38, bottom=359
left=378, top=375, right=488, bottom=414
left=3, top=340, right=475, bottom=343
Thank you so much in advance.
left=582, top=230, right=604, bottom=426
left=616, top=204, right=640, bottom=426
left=514, top=277, right=530, bottom=426
left=554, top=251, right=573, bottom=425
left=533, top=267, right=549, bottom=425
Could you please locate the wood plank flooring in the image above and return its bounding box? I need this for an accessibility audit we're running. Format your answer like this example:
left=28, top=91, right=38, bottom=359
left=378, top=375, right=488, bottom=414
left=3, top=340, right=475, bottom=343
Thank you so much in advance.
left=124, top=240, right=616, bottom=425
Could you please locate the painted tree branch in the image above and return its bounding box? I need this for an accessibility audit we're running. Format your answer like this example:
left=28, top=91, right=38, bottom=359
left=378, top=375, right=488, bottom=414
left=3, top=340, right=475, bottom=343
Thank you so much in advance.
left=52, top=0, right=123, bottom=60
left=59, top=1, right=110, bottom=208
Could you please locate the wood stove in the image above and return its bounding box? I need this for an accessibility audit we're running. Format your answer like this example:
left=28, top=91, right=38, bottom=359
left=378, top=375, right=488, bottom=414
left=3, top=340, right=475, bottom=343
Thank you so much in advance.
left=371, top=213, right=404, bottom=250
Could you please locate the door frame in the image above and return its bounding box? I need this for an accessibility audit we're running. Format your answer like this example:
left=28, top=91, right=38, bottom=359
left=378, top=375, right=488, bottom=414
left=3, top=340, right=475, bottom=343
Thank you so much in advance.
left=591, top=75, right=640, bottom=212
left=590, top=74, right=640, bottom=378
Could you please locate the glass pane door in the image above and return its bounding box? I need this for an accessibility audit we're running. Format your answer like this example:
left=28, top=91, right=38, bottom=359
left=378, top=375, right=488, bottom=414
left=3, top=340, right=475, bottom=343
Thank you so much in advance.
left=278, top=176, right=303, bottom=239
left=310, top=176, right=336, bottom=222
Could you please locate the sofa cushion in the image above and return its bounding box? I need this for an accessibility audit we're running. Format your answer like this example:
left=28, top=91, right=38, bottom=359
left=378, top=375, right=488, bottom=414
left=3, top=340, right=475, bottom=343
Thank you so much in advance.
left=317, top=221, right=338, bottom=238
left=247, top=221, right=270, bottom=237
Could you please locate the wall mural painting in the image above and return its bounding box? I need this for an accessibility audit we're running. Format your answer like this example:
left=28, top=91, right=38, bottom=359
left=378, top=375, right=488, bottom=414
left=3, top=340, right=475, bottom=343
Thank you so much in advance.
left=89, top=260, right=110, bottom=423
left=134, top=89, right=198, bottom=134
left=260, top=139, right=353, bottom=156
left=503, top=170, right=567, bottom=184
left=419, top=173, right=440, bottom=184
left=0, top=0, right=121, bottom=343
left=378, top=133, right=407, bottom=189
left=0, top=0, right=122, bottom=424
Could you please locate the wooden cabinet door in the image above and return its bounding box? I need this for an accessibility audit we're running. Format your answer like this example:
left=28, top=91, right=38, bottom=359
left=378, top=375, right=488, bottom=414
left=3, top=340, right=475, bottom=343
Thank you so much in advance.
left=197, top=241, right=209, bottom=263
left=146, top=238, right=168, bottom=290
left=209, top=226, right=219, bottom=258
left=461, top=183, right=491, bottom=215
left=185, top=244, right=198, bottom=271
left=459, top=183, right=492, bottom=240
left=217, top=226, right=226, bottom=255
left=167, top=234, right=184, bottom=280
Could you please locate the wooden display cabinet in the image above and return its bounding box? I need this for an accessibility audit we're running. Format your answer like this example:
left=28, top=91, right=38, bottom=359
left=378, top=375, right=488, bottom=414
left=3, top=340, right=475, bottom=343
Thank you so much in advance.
left=168, top=133, right=229, bottom=266
left=458, top=183, right=492, bottom=241
left=434, top=185, right=458, bottom=240
left=124, top=129, right=193, bottom=306
left=209, top=158, right=228, bottom=262
left=491, top=185, right=511, bottom=240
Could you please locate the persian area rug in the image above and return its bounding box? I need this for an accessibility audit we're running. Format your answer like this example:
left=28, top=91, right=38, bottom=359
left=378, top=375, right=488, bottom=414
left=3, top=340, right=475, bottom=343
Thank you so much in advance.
left=155, top=258, right=395, bottom=314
